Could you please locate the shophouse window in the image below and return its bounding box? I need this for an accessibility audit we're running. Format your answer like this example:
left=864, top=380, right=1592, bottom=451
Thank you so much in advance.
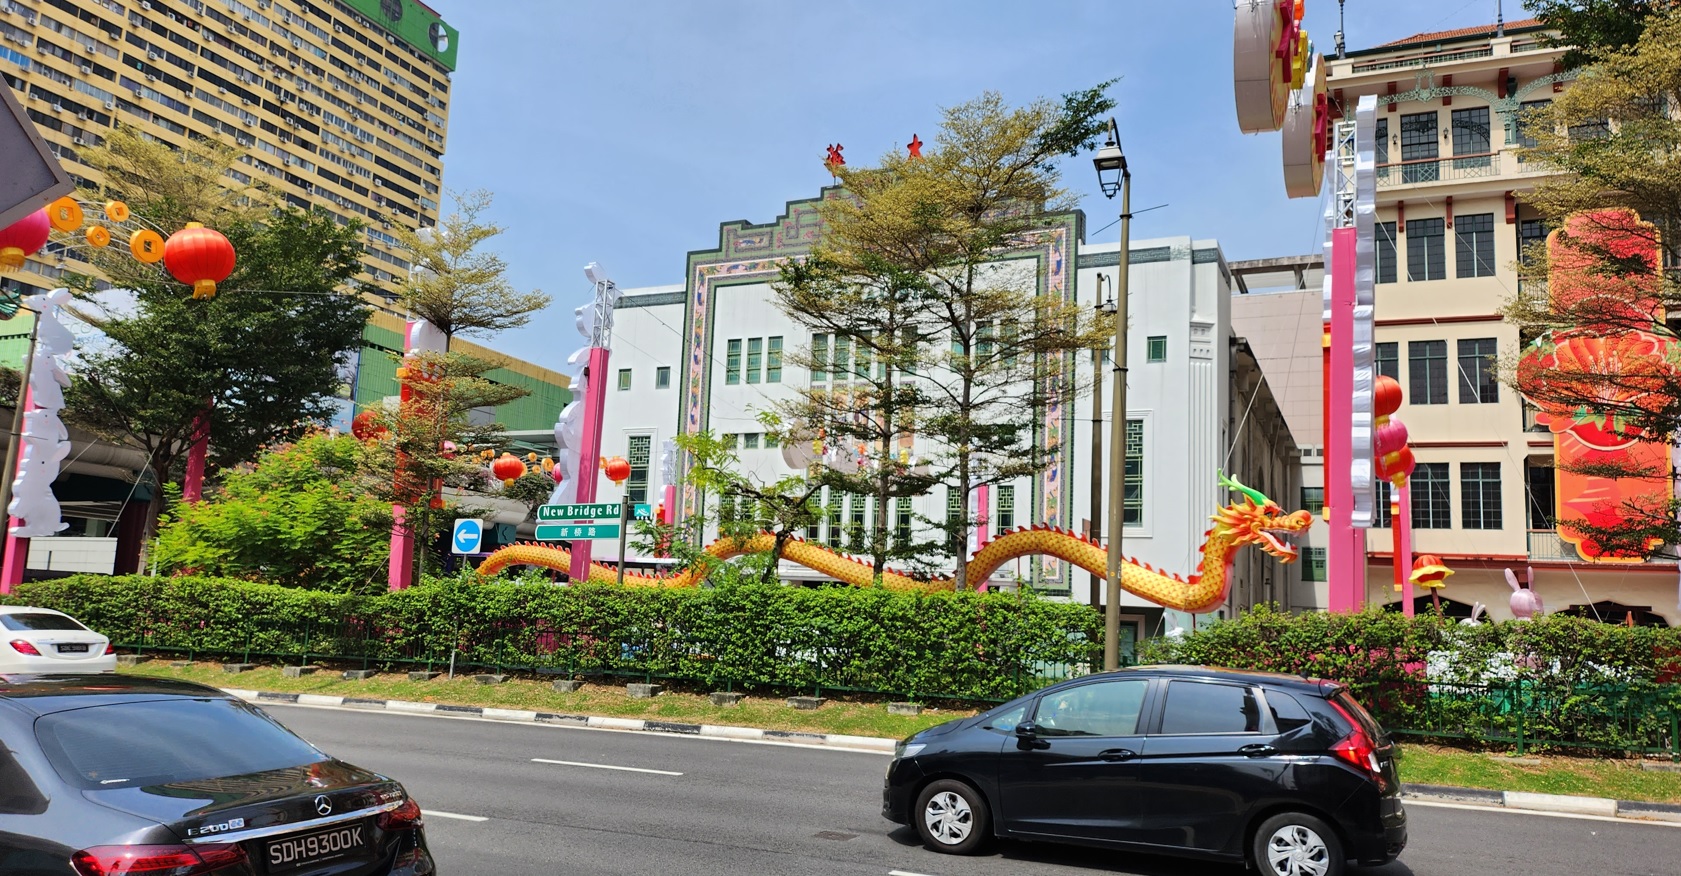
left=1412, top=463, right=1452, bottom=529
left=1375, top=222, right=1397, bottom=284
left=725, top=339, right=742, bottom=385
left=1400, top=111, right=1439, bottom=182
left=1375, top=342, right=1399, bottom=381
left=1461, top=462, right=1502, bottom=530
left=1457, top=337, right=1499, bottom=403
left=1456, top=213, right=1496, bottom=278
left=1407, top=218, right=1446, bottom=281
left=1409, top=340, right=1448, bottom=404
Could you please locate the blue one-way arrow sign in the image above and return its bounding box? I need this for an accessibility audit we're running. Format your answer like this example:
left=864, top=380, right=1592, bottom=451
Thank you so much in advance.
left=451, top=518, right=484, bottom=555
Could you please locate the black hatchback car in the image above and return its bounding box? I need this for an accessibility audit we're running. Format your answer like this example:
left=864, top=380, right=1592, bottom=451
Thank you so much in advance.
left=0, top=674, right=436, bottom=875
left=884, top=665, right=1405, bottom=876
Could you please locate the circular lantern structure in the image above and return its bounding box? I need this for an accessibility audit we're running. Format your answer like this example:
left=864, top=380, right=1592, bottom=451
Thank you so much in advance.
left=491, top=452, right=527, bottom=487
left=350, top=410, right=385, bottom=442
left=0, top=209, right=50, bottom=271
left=164, top=222, right=237, bottom=299
left=602, top=455, right=631, bottom=486
left=47, top=196, right=84, bottom=233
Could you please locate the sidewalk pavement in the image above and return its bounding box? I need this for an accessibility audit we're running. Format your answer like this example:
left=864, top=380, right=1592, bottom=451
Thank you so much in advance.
left=225, top=686, right=1681, bottom=825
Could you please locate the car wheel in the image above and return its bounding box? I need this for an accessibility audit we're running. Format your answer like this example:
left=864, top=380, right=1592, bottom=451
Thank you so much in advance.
left=914, top=779, right=989, bottom=855
left=1252, top=811, right=1344, bottom=876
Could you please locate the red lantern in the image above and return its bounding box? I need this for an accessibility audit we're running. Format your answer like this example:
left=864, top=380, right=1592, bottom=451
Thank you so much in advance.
left=0, top=209, right=50, bottom=271
left=1373, top=375, right=1404, bottom=419
left=441, top=440, right=457, bottom=459
left=491, top=452, right=527, bottom=487
left=350, top=410, right=385, bottom=442
left=602, top=455, right=632, bottom=486
left=163, top=222, right=237, bottom=299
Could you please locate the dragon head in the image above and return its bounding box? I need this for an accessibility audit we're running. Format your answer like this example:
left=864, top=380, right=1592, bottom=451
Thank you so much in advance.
left=1212, top=471, right=1314, bottom=562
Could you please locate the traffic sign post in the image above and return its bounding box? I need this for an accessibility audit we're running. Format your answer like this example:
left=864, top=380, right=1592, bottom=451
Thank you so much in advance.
left=615, top=502, right=632, bottom=588
left=533, top=523, right=621, bottom=541
left=538, top=503, right=622, bottom=521
left=451, top=519, right=483, bottom=555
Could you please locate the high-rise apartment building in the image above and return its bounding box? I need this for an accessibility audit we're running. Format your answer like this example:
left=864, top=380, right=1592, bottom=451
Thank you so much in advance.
left=0, top=0, right=455, bottom=289
left=1323, top=19, right=1678, bottom=625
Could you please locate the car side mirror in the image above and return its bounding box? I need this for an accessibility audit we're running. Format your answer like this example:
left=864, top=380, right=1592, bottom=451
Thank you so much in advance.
left=1014, top=721, right=1040, bottom=739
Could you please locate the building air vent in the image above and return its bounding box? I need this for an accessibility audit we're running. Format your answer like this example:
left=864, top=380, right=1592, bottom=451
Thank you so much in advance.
left=104, top=100, right=114, bottom=110
left=147, top=51, right=159, bottom=61
left=80, top=65, right=92, bottom=75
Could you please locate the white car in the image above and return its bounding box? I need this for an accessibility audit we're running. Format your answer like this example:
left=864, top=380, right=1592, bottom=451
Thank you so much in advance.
left=0, top=606, right=116, bottom=674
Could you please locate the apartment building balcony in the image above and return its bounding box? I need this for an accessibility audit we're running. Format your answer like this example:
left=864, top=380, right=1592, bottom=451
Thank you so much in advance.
left=1528, top=528, right=1678, bottom=563
left=1376, top=150, right=1550, bottom=190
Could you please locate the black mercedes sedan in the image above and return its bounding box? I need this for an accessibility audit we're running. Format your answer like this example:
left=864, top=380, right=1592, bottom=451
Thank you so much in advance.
left=0, top=674, right=435, bottom=875
left=883, top=665, right=1406, bottom=876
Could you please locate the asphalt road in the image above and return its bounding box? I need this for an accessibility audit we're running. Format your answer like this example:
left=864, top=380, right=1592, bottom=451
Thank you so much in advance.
left=265, top=703, right=1678, bottom=876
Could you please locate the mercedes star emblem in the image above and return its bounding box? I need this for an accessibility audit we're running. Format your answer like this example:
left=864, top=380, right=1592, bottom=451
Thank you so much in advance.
left=314, top=795, right=332, bottom=816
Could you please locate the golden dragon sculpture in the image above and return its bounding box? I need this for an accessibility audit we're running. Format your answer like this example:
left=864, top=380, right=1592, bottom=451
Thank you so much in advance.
left=476, top=475, right=1311, bottom=613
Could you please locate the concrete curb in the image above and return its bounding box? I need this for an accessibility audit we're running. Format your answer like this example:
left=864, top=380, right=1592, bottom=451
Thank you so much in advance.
left=1402, top=783, right=1681, bottom=823
left=224, top=687, right=898, bottom=753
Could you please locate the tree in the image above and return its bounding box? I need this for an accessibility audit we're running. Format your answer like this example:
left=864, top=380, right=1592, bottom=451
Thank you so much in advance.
left=771, top=254, right=942, bottom=577
left=1505, top=6, right=1681, bottom=556
left=649, top=428, right=823, bottom=587
left=150, top=434, right=392, bottom=591
left=1526, top=0, right=1672, bottom=66
left=395, top=189, right=550, bottom=346
left=355, top=350, right=529, bottom=579
left=65, top=129, right=369, bottom=551
left=803, top=87, right=1116, bottom=589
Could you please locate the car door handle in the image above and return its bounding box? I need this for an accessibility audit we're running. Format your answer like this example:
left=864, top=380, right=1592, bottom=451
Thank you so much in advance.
left=1239, top=743, right=1278, bottom=757
left=1098, top=748, right=1137, bottom=762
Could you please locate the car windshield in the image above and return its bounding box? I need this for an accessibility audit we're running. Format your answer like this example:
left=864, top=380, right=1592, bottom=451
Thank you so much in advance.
left=0, top=613, right=87, bottom=632
left=35, top=698, right=327, bottom=789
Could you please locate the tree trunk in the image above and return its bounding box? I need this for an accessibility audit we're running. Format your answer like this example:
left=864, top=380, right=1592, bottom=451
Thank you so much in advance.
left=872, top=363, right=895, bottom=577
left=135, top=447, right=177, bottom=574
left=764, top=531, right=789, bottom=586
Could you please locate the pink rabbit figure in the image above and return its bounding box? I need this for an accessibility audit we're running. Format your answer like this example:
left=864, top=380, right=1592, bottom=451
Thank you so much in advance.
left=1505, top=567, right=1544, bottom=620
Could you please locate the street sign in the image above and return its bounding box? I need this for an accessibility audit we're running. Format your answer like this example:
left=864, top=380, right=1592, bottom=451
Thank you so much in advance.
left=633, top=503, right=653, bottom=521
left=534, top=523, right=621, bottom=541
left=451, top=519, right=483, bottom=554
left=538, top=502, right=622, bottom=521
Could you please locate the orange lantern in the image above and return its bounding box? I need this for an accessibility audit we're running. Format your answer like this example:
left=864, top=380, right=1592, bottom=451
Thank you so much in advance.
left=602, top=455, right=632, bottom=486
left=491, top=452, right=527, bottom=486
left=47, top=196, right=83, bottom=233
left=0, top=209, right=50, bottom=271
left=129, top=228, right=165, bottom=264
left=350, top=410, right=386, bottom=442
left=163, top=222, right=237, bottom=299
left=104, top=200, right=130, bottom=223
left=1410, top=554, right=1453, bottom=590
left=85, top=225, right=111, bottom=248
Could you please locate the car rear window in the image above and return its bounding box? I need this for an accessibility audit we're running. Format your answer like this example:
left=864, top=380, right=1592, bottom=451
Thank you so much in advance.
left=35, top=698, right=327, bottom=789
left=0, top=613, right=87, bottom=632
left=1158, top=681, right=1264, bottom=734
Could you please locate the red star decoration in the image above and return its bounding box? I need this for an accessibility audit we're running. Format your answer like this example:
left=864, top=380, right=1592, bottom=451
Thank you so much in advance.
left=907, top=134, right=923, bottom=158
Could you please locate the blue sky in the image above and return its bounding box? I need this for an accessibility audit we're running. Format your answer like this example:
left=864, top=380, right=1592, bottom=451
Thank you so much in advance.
left=427, top=0, right=1523, bottom=366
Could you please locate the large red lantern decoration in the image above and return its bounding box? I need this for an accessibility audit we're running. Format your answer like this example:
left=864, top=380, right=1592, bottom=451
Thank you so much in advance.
left=164, top=222, right=237, bottom=299
left=602, top=455, right=631, bottom=486
left=491, top=452, right=527, bottom=487
left=0, top=209, right=50, bottom=271
left=350, top=410, right=385, bottom=442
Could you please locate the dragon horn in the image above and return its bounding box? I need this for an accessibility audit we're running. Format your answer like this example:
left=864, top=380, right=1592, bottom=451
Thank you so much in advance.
left=1218, top=469, right=1269, bottom=506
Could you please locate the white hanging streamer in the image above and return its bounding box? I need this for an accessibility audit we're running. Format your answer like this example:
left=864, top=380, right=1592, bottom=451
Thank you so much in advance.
left=9, top=289, right=74, bottom=538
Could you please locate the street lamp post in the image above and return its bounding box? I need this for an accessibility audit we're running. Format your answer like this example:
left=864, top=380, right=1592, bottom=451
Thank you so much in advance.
left=1090, top=277, right=1116, bottom=613
left=1093, top=118, right=1130, bottom=672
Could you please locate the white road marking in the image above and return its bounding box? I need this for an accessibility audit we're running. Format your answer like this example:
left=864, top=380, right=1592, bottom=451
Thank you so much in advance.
left=1406, top=798, right=1681, bottom=827
left=423, top=809, right=489, bottom=822
left=889, top=870, right=940, bottom=876
left=532, top=757, right=684, bottom=776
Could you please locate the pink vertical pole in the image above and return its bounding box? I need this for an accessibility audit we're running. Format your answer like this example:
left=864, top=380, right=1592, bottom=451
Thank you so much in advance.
left=1398, top=483, right=1414, bottom=616
left=388, top=505, right=413, bottom=590
left=2, top=386, right=35, bottom=592
left=568, top=347, right=611, bottom=582
left=975, top=484, right=989, bottom=547
left=182, top=405, right=211, bottom=504
left=1326, top=227, right=1363, bottom=612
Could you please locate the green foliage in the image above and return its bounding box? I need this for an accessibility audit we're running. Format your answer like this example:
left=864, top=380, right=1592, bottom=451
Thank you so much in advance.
left=1145, top=605, right=1681, bottom=754
left=11, top=574, right=1103, bottom=703
left=1525, top=0, right=1666, bottom=67
left=395, top=189, right=550, bottom=343
left=150, top=435, right=392, bottom=591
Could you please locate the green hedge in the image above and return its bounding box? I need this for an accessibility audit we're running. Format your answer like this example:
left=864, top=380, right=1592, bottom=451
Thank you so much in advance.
left=1143, top=605, right=1681, bottom=755
left=8, top=574, right=1103, bottom=702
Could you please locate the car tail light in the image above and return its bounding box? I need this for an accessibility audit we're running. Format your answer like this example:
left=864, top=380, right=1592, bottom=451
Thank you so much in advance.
left=72, top=844, right=247, bottom=875
left=1329, top=700, right=1388, bottom=792
left=104, top=642, right=115, bottom=655
left=377, top=797, right=423, bottom=830
left=8, top=639, right=40, bottom=656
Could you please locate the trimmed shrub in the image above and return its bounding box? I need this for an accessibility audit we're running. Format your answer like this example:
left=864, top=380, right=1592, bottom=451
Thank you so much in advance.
left=8, top=573, right=1102, bottom=703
